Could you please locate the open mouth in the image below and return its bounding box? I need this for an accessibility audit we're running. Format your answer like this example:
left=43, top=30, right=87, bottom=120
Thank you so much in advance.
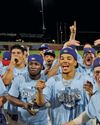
left=86, top=58, right=92, bottom=63
left=62, top=65, right=69, bottom=70
left=47, top=60, right=52, bottom=63
left=87, top=58, right=91, bottom=61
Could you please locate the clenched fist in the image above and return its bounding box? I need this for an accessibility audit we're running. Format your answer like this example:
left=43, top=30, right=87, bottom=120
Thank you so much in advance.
left=35, top=80, right=46, bottom=92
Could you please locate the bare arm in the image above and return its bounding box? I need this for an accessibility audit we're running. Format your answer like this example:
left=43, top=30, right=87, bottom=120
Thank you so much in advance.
left=94, top=39, right=100, bottom=46
left=63, top=21, right=80, bottom=49
left=69, top=21, right=76, bottom=41
left=2, top=58, right=16, bottom=85
left=62, top=111, right=90, bottom=125
left=63, top=21, right=77, bottom=48
left=47, top=59, right=60, bottom=78
left=2, top=67, right=14, bottom=86
left=5, top=94, right=37, bottom=115
left=35, top=80, right=46, bottom=106
left=0, top=96, right=7, bottom=107
left=5, top=94, right=28, bottom=109
left=35, top=90, right=44, bottom=106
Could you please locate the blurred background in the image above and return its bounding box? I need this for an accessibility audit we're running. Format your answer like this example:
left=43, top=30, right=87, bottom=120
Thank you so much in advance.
left=0, top=0, right=100, bottom=45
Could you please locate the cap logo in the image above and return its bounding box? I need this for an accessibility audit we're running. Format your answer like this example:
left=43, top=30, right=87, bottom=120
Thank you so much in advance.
left=5, top=58, right=8, bottom=60
left=48, top=50, right=52, bottom=53
left=31, top=57, right=35, bottom=61
left=88, top=50, right=91, bottom=52
left=63, top=50, right=68, bottom=53
left=41, top=44, right=45, bottom=47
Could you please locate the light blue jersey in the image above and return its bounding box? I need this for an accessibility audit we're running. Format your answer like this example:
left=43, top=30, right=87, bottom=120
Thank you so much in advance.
left=1, top=66, right=28, bottom=78
left=86, top=82, right=100, bottom=122
left=0, top=61, right=3, bottom=67
left=2, top=66, right=28, bottom=116
left=77, top=63, right=93, bottom=77
left=75, top=50, right=83, bottom=65
left=8, top=72, right=48, bottom=125
left=0, top=78, right=7, bottom=96
left=0, top=78, right=8, bottom=125
left=43, top=72, right=91, bottom=125
left=0, top=62, right=3, bottom=76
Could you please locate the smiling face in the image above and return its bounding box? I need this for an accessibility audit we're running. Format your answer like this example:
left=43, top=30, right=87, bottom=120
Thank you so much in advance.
left=94, top=67, right=100, bottom=87
left=59, top=54, right=77, bottom=74
left=28, top=60, right=42, bottom=77
left=83, top=52, right=95, bottom=66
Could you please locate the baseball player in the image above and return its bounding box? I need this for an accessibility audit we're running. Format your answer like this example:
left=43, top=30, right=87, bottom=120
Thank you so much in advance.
left=8, top=54, right=48, bottom=125
left=62, top=57, right=100, bottom=125
left=37, top=47, right=93, bottom=125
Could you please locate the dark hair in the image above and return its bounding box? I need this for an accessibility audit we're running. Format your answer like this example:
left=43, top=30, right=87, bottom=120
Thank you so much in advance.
left=10, top=44, right=25, bottom=54
left=24, top=47, right=27, bottom=52
left=75, top=62, right=79, bottom=69
left=44, top=53, right=55, bottom=58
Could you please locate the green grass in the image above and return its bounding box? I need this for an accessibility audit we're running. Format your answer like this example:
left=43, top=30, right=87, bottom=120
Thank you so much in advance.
left=1, top=50, right=83, bottom=58
left=78, top=51, right=83, bottom=56
left=29, top=50, right=83, bottom=57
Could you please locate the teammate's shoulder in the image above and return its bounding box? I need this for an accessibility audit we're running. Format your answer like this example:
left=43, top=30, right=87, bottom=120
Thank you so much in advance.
left=47, top=74, right=61, bottom=82
left=52, top=74, right=61, bottom=81
left=14, top=73, right=25, bottom=81
left=75, top=71, right=84, bottom=79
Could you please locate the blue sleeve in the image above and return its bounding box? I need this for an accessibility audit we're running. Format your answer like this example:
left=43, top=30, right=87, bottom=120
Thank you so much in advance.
left=77, top=52, right=83, bottom=64
left=0, top=78, right=7, bottom=96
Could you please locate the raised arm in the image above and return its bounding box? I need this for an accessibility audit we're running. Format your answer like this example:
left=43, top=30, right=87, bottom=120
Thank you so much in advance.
left=47, top=58, right=60, bottom=78
left=69, top=21, right=76, bottom=41
left=2, top=57, right=16, bottom=85
left=35, top=80, right=46, bottom=106
left=94, top=39, right=100, bottom=46
left=63, top=21, right=80, bottom=48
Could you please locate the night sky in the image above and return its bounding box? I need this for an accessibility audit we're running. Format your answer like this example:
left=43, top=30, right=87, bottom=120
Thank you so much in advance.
left=0, top=0, right=100, bottom=43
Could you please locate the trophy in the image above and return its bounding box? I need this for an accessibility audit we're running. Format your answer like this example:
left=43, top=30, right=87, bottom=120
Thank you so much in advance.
left=27, top=99, right=40, bottom=116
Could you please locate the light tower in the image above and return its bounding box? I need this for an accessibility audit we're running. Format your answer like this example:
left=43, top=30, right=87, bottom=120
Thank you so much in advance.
left=40, top=0, right=46, bottom=34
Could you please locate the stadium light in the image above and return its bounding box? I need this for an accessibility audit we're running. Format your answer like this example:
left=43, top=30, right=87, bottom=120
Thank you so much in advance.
left=40, top=0, right=46, bottom=34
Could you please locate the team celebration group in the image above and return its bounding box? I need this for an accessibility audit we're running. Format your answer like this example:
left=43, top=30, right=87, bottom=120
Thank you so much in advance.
left=0, top=25, right=100, bottom=125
